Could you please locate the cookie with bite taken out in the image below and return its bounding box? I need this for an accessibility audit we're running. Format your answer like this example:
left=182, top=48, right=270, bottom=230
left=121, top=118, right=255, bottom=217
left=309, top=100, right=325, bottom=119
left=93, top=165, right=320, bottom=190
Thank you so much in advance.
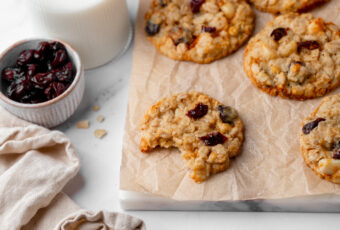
left=140, top=91, right=244, bottom=183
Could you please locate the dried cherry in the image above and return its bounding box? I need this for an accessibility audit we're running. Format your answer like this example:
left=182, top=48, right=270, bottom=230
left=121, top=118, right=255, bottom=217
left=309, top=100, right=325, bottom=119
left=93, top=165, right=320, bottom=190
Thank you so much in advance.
left=50, top=49, right=67, bottom=68
left=297, top=40, right=320, bottom=53
left=218, top=105, right=238, bottom=124
left=17, top=50, right=35, bottom=66
left=36, top=41, right=50, bottom=56
left=49, top=41, right=64, bottom=51
left=44, top=82, right=66, bottom=100
left=145, top=21, right=161, bottom=36
left=26, top=64, right=38, bottom=78
left=159, top=0, right=167, bottom=7
left=187, top=103, right=208, bottom=119
left=7, top=76, right=32, bottom=101
left=200, top=132, right=227, bottom=146
left=190, top=0, right=205, bottom=13
left=270, top=28, right=288, bottom=42
left=332, top=141, right=340, bottom=159
left=55, top=62, right=73, bottom=82
left=1, top=41, right=75, bottom=104
left=31, top=72, right=55, bottom=89
left=202, top=26, right=216, bottom=33
left=302, top=118, right=326, bottom=135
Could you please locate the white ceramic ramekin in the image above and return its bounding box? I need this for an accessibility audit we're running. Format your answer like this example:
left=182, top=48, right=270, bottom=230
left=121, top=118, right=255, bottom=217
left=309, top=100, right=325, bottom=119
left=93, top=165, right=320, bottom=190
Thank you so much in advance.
left=0, top=39, right=85, bottom=128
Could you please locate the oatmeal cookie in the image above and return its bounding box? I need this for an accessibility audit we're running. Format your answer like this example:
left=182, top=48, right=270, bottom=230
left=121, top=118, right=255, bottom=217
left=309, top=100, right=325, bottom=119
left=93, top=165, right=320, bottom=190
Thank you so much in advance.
left=140, top=92, right=244, bottom=182
left=249, top=0, right=330, bottom=14
left=300, top=94, right=340, bottom=183
left=244, top=13, right=340, bottom=100
left=144, top=0, right=255, bottom=64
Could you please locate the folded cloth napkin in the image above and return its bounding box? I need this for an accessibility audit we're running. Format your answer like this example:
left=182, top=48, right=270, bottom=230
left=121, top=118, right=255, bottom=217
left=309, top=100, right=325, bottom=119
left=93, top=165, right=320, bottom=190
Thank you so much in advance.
left=0, top=106, right=145, bottom=230
left=55, top=210, right=145, bottom=230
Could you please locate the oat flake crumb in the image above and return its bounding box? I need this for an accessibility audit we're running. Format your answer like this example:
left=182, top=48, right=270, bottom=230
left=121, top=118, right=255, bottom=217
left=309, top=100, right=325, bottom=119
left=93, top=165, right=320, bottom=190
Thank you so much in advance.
left=94, top=129, right=107, bottom=139
left=93, top=105, right=100, bottom=111
left=96, top=115, right=105, bottom=123
left=77, top=120, right=90, bottom=129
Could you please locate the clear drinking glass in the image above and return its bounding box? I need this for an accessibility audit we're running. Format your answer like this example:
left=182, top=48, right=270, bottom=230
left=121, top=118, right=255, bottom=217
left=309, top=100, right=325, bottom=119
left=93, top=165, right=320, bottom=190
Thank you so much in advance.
left=29, top=0, right=132, bottom=69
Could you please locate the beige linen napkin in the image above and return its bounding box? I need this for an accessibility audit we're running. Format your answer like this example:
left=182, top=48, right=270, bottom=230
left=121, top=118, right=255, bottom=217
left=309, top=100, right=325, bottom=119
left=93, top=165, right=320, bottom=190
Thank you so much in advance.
left=0, top=106, right=145, bottom=230
left=55, top=211, right=146, bottom=230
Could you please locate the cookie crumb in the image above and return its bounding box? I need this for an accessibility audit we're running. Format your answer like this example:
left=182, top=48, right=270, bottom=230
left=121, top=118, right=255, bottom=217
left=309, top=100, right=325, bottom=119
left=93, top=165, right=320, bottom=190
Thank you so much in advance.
left=77, top=120, right=89, bottom=129
left=94, top=129, right=107, bottom=139
left=93, top=105, right=100, bottom=111
left=96, top=115, right=105, bottom=123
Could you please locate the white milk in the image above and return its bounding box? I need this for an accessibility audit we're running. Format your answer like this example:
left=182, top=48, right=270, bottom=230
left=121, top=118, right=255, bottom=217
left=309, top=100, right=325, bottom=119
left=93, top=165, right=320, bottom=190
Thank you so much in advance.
left=29, top=0, right=132, bottom=69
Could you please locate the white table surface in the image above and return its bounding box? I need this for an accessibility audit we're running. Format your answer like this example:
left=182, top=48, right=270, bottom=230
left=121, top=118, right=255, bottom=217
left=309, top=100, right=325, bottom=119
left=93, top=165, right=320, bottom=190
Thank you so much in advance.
left=1, top=1, right=339, bottom=229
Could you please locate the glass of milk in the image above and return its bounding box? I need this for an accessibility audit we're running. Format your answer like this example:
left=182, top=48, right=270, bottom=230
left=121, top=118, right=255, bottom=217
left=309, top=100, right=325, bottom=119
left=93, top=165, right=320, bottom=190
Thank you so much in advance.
left=28, top=0, right=132, bottom=69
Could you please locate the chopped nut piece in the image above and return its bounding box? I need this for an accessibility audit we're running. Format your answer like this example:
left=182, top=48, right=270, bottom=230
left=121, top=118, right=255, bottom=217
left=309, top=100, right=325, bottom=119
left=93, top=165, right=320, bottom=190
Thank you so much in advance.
left=77, top=120, right=89, bottom=129
left=94, top=129, right=107, bottom=139
left=93, top=105, right=100, bottom=111
left=96, top=115, right=105, bottom=123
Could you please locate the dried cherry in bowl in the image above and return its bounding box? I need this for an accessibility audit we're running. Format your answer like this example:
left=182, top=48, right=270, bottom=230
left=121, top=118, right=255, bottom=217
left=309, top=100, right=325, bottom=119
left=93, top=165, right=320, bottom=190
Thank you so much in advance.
left=0, top=39, right=84, bottom=128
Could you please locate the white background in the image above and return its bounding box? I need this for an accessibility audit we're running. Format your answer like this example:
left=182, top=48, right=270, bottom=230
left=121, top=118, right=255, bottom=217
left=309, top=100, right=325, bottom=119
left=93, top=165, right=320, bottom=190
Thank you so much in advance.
left=0, top=1, right=339, bottom=229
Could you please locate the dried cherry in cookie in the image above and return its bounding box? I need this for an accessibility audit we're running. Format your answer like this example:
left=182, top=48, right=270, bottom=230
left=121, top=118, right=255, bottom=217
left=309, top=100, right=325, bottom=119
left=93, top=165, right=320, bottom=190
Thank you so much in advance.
left=200, top=132, right=227, bottom=146
left=218, top=105, right=238, bottom=124
left=140, top=92, right=244, bottom=183
left=270, top=28, right=288, bottom=41
left=145, top=21, right=161, bottom=36
left=302, top=118, right=325, bottom=135
left=201, top=26, right=216, bottom=33
left=297, top=40, right=320, bottom=53
left=190, top=0, right=205, bottom=13
left=17, top=50, right=36, bottom=66
left=159, top=0, right=167, bottom=7
left=332, top=141, right=340, bottom=159
left=186, top=103, right=208, bottom=119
